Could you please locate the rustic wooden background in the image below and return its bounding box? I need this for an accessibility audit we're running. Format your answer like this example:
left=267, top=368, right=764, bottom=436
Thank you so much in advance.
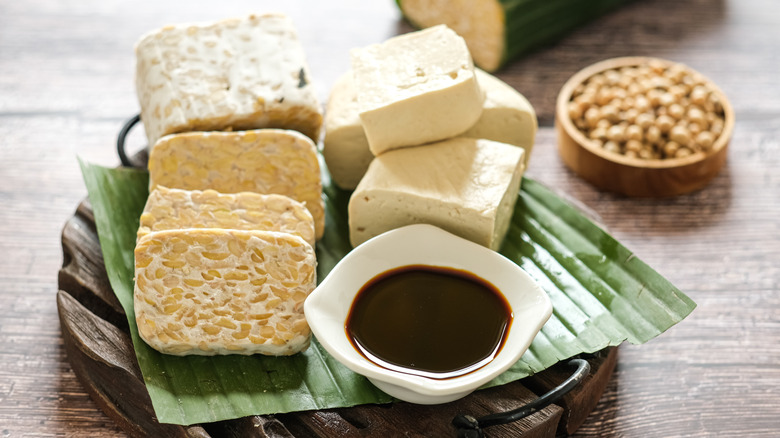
left=1, top=0, right=779, bottom=436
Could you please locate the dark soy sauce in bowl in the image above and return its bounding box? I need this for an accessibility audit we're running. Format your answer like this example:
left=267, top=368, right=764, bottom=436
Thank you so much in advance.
left=345, top=265, right=513, bottom=380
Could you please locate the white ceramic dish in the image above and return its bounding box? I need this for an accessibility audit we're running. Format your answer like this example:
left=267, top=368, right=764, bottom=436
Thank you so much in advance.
left=304, top=224, right=552, bottom=404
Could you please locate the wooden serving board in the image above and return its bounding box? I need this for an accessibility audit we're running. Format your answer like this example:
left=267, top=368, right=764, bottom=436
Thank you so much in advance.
left=57, top=198, right=617, bottom=437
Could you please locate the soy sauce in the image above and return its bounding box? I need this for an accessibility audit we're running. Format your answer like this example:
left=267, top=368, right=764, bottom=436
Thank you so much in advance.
left=345, top=265, right=512, bottom=380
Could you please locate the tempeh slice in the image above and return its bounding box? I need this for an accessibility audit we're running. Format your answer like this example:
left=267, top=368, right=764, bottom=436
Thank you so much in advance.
left=134, top=13, right=322, bottom=146
left=137, top=186, right=315, bottom=247
left=147, top=129, right=324, bottom=239
left=134, top=229, right=316, bottom=356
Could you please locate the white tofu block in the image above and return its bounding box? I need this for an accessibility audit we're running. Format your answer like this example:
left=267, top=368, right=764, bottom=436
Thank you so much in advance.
left=348, top=138, right=525, bottom=250
left=321, top=72, right=375, bottom=190
left=350, top=25, right=484, bottom=155
left=135, top=13, right=323, bottom=146
left=461, top=70, right=537, bottom=166
left=322, top=69, right=537, bottom=190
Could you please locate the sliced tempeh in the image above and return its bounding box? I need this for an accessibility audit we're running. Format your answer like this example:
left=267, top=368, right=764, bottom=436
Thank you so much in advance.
left=147, top=129, right=324, bottom=239
left=137, top=186, right=315, bottom=247
left=134, top=228, right=316, bottom=356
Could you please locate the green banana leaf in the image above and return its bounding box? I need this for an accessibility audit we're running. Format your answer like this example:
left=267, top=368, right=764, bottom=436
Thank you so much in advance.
left=79, top=158, right=695, bottom=425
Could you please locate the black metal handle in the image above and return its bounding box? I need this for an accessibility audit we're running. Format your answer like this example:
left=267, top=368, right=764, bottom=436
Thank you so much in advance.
left=117, top=113, right=143, bottom=168
left=452, top=358, right=591, bottom=438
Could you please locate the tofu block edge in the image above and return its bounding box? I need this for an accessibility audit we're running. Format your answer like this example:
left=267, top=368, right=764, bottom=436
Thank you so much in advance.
left=350, top=25, right=485, bottom=155
left=347, top=138, right=525, bottom=250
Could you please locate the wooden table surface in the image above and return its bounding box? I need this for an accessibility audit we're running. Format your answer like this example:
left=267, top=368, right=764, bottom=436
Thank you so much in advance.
left=1, top=0, right=778, bottom=436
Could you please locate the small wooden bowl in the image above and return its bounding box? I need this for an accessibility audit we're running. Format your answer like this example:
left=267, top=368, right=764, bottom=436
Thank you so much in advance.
left=556, top=57, right=734, bottom=197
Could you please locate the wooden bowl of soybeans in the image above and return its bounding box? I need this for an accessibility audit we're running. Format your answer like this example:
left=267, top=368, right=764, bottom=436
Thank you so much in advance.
left=556, top=57, right=734, bottom=197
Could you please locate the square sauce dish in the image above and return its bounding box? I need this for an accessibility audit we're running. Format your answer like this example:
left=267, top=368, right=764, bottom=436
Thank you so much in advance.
left=304, top=224, right=552, bottom=404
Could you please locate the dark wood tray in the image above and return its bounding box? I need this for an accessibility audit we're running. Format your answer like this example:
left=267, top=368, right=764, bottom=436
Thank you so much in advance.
left=57, top=197, right=617, bottom=437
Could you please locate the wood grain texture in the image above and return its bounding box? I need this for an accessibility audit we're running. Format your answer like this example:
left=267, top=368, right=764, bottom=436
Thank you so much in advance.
left=1, top=0, right=779, bottom=436
left=524, top=349, right=619, bottom=436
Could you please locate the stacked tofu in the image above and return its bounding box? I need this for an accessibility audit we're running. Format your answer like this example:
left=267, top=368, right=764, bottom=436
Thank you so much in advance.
left=322, top=25, right=538, bottom=250
left=132, top=14, right=322, bottom=356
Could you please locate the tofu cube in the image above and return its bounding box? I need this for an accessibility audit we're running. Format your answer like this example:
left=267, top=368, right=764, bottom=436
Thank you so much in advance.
left=350, top=25, right=484, bottom=155
left=322, top=68, right=537, bottom=190
left=321, top=72, right=375, bottom=190
left=138, top=186, right=316, bottom=247
left=134, top=228, right=316, bottom=356
left=348, top=138, right=525, bottom=250
left=460, top=70, right=538, bottom=165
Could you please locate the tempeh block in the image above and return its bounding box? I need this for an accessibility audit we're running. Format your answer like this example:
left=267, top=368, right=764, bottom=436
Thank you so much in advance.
left=135, top=13, right=322, bottom=146
left=147, top=129, right=325, bottom=239
left=137, top=186, right=316, bottom=247
left=134, top=229, right=316, bottom=356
